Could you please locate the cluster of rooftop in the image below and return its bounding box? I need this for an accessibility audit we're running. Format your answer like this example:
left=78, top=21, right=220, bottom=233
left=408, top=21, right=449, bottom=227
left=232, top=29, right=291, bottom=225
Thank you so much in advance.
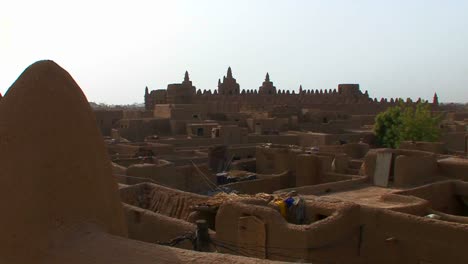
left=1, top=61, right=467, bottom=264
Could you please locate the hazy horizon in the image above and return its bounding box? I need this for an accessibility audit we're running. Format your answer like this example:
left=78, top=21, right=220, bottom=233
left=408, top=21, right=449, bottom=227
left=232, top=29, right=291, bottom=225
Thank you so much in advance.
left=1, top=0, right=467, bottom=104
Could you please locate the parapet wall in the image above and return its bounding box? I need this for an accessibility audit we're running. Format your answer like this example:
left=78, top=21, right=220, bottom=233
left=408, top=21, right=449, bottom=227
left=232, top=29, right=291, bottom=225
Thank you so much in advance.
left=438, top=157, right=468, bottom=181
left=399, top=141, right=447, bottom=154
left=222, top=171, right=292, bottom=194
left=215, top=198, right=361, bottom=263
left=360, top=148, right=440, bottom=187
left=122, top=203, right=196, bottom=249
left=276, top=175, right=368, bottom=196
left=120, top=183, right=208, bottom=220
left=359, top=206, right=468, bottom=264
left=395, top=181, right=467, bottom=215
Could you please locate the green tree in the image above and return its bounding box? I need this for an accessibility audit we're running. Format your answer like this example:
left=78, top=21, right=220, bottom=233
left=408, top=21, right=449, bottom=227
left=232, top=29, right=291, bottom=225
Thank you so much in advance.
left=374, top=104, right=403, bottom=148
left=374, top=102, right=441, bottom=148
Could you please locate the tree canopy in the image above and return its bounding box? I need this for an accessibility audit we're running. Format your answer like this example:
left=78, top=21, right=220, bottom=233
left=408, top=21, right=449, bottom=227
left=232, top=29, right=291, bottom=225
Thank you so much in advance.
left=374, top=102, right=441, bottom=148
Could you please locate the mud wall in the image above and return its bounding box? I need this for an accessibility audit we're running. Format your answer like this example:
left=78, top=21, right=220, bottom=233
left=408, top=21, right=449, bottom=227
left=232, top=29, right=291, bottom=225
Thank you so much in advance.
left=222, top=172, right=292, bottom=194
left=153, top=104, right=172, bottom=118
left=227, top=145, right=257, bottom=160
left=123, top=163, right=215, bottom=194
left=399, top=141, right=447, bottom=154
left=120, top=183, right=208, bottom=220
left=126, top=161, right=181, bottom=187
left=359, top=207, right=468, bottom=264
left=438, top=157, right=468, bottom=181
left=108, top=144, right=141, bottom=157
left=255, top=146, right=291, bottom=174
left=442, top=132, right=467, bottom=152
left=342, top=143, right=370, bottom=159
left=158, top=137, right=223, bottom=147
left=118, top=118, right=171, bottom=141
left=94, top=109, right=123, bottom=136
left=277, top=176, right=368, bottom=196
left=360, top=148, right=438, bottom=182
left=298, top=132, right=329, bottom=147
left=123, top=204, right=196, bottom=249
left=295, top=154, right=322, bottom=186
left=215, top=199, right=361, bottom=263
left=230, top=158, right=257, bottom=172
left=395, top=181, right=464, bottom=215
left=247, top=134, right=299, bottom=145
left=394, top=154, right=438, bottom=187
left=174, top=164, right=216, bottom=193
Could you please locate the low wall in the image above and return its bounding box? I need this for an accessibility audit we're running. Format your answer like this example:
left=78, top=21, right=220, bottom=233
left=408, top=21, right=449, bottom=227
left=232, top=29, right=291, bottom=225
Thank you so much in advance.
left=174, top=164, right=217, bottom=194
left=222, top=171, right=292, bottom=194
left=359, top=206, right=468, bottom=264
left=158, top=137, right=223, bottom=147
left=122, top=204, right=196, bottom=250
left=120, top=183, right=208, bottom=219
left=247, top=134, right=299, bottom=145
left=438, top=157, right=468, bottom=181
left=395, top=181, right=466, bottom=215
left=227, top=145, right=256, bottom=159
left=215, top=199, right=361, bottom=263
left=399, top=141, right=447, bottom=154
left=276, top=175, right=368, bottom=196
left=123, top=162, right=215, bottom=194
left=360, top=148, right=438, bottom=184
left=107, top=144, right=141, bottom=156
left=126, top=161, right=181, bottom=187
left=342, top=143, right=369, bottom=159
left=230, top=158, right=256, bottom=172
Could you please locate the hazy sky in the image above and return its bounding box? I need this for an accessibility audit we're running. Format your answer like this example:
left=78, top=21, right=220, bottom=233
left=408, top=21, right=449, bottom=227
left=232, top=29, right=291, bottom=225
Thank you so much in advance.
left=1, top=0, right=467, bottom=104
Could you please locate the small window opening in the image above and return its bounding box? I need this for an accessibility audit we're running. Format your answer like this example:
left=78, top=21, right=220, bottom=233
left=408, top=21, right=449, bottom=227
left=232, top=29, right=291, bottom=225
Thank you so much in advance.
left=196, top=128, right=204, bottom=136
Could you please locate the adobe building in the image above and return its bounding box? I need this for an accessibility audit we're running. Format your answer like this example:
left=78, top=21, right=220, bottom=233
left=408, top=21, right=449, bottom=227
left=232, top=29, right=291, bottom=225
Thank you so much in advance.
left=109, top=65, right=464, bottom=160
left=93, top=65, right=468, bottom=157
left=218, top=67, right=240, bottom=95
left=144, top=67, right=408, bottom=115
left=258, top=73, right=277, bottom=95
left=167, top=71, right=197, bottom=104
left=94, top=109, right=124, bottom=136
left=140, top=67, right=450, bottom=144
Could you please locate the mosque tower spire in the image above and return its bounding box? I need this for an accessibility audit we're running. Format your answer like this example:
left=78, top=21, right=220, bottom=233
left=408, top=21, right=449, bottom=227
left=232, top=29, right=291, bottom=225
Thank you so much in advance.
left=184, top=71, right=190, bottom=83
left=433, top=92, right=439, bottom=105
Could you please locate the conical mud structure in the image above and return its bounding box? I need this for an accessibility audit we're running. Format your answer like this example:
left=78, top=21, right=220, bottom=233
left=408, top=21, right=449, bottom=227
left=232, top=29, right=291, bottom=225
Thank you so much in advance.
left=0, top=60, right=127, bottom=262
left=0, top=61, right=274, bottom=264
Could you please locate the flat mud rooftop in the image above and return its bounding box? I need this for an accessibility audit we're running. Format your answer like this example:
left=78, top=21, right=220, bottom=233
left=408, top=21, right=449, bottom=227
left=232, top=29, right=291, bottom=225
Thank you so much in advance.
left=309, top=184, right=406, bottom=209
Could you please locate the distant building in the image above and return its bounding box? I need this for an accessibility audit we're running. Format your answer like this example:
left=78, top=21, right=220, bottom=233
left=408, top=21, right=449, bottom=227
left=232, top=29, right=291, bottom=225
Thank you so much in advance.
left=144, top=67, right=438, bottom=115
